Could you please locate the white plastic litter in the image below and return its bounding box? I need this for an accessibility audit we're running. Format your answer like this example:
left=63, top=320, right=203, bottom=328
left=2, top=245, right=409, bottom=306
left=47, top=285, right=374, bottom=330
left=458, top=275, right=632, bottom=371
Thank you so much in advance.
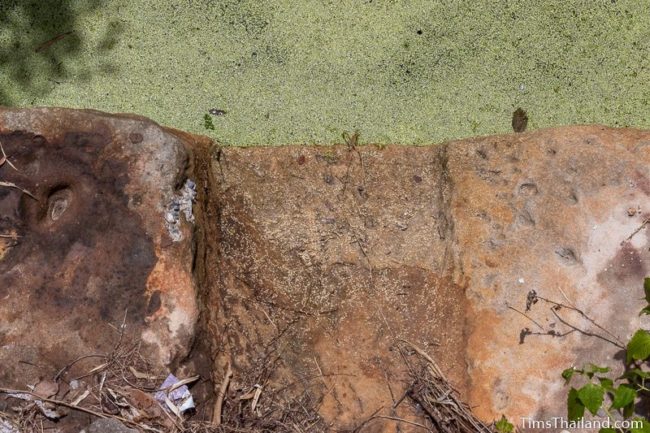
left=0, top=419, right=19, bottom=433
left=7, top=393, right=64, bottom=420
left=154, top=374, right=195, bottom=415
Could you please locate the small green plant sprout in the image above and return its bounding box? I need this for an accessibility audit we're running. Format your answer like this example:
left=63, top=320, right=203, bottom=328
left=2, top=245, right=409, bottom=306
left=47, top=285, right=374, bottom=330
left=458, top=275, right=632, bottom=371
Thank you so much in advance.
left=470, top=119, right=481, bottom=134
left=561, top=277, right=650, bottom=433
left=494, top=414, right=515, bottom=433
left=203, top=113, right=215, bottom=131
left=319, top=150, right=338, bottom=164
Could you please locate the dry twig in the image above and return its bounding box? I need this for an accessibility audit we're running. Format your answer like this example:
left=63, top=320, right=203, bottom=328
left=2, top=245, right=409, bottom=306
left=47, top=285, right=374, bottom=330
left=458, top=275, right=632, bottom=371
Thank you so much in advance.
left=212, top=362, right=232, bottom=426
left=398, top=340, right=493, bottom=433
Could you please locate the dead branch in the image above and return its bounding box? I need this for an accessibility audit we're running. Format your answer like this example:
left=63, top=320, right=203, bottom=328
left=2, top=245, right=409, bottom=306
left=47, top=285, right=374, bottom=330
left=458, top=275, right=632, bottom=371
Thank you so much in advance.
left=212, top=361, right=232, bottom=425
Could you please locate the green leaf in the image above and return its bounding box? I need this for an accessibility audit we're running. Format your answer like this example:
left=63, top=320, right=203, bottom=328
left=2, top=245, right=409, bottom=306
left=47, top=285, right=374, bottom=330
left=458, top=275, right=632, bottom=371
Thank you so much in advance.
left=577, top=383, right=605, bottom=415
left=639, top=306, right=650, bottom=316
left=598, top=377, right=614, bottom=390
left=644, top=278, right=650, bottom=303
left=568, top=387, right=585, bottom=421
left=627, top=330, right=650, bottom=363
left=624, top=402, right=636, bottom=418
left=612, top=385, right=636, bottom=409
left=631, top=418, right=650, bottom=433
left=600, top=428, right=617, bottom=433
left=495, top=415, right=514, bottom=433
left=562, top=367, right=576, bottom=383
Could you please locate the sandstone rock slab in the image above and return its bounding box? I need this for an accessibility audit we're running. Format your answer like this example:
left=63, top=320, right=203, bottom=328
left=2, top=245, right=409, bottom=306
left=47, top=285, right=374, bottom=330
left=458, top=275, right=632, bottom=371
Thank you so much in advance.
left=3, top=107, right=650, bottom=433
left=0, top=108, right=198, bottom=393
left=202, top=144, right=466, bottom=430
left=449, top=126, right=650, bottom=422
left=203, top=126, right=650, bottom=431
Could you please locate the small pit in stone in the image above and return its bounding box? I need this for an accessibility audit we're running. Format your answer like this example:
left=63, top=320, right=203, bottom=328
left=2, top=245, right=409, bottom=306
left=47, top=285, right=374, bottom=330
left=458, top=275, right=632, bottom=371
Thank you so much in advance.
left=46, top=186, right=73, bottom=222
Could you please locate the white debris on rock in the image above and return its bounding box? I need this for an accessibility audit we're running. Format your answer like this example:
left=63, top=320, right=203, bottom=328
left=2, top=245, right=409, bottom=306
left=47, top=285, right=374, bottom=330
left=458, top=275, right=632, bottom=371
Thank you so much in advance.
left=165, top=179, right=197, bottom=242
left=0, top=419, right=19, bottom=433
left=155, top=374, right=196, bottom=414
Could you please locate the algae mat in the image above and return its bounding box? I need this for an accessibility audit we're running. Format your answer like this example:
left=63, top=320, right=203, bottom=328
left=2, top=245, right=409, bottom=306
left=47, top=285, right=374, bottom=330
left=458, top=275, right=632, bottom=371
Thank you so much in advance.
left=1, top=0, right=649, bottom=145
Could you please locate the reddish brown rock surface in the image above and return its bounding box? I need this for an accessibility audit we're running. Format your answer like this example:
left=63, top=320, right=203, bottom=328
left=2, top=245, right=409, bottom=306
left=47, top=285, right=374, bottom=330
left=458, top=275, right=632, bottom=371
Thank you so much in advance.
left=450, top=127, right=650, bottom=423
left=3, top=107, right=650, bottom=432
left=201, top=144, right=467, bottom=430
left=0, top=108, right=199, bottom=391
left=204, top=126, right=650, bottom=431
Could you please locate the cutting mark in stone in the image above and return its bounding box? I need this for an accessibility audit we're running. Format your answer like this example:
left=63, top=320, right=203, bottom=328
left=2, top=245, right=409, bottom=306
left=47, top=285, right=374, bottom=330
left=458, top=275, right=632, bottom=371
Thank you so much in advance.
left=555, top=247, right=579, bottom=265
left=518, top=182, right=538, bottom=196
left=47, top=187, right=72, bottom=222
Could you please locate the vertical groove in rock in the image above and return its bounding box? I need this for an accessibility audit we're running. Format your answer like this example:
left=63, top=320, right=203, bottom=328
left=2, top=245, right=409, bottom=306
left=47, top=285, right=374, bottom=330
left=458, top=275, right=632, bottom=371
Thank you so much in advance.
left=435, top=141, right=471, bottom=398
left=436, top=142, right=462, bottom=278
left=166, top=128, right=221, bottom=421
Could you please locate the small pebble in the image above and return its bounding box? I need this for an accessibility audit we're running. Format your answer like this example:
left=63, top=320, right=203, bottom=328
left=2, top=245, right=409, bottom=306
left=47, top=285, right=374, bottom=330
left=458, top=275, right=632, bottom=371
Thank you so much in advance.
left=208, top=108, right=227, bottom=116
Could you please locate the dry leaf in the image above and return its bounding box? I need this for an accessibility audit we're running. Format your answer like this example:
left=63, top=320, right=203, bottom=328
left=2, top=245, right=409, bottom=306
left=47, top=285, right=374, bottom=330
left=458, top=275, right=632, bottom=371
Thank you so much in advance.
left=33, top=379, right=59, bottom=399
left=71, top=389, right=90, bottom=406
left=89, top=362, right=108, bottom=373
left=251, top=386, right=262, bottom=412
left=129, top=366, right=158, bottom=380
left=124, top=388, right=167, bottom=420
left=0, top=141, right=17, bottom=171
left=168, top=375, right=199, bottom=393
left=0, top=181, right=35, bottom=199
left=164, top=396, right=182, bottom=419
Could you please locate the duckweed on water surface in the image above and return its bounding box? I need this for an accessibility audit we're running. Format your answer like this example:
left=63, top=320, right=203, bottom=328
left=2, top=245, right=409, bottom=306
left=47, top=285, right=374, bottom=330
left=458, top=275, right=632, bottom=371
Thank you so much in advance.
left=1, top=0, right=649, bottom=145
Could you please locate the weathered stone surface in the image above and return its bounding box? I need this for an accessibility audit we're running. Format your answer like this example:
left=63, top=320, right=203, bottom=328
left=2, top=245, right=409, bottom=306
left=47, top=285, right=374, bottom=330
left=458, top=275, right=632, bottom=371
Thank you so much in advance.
left=3, top=107, right=650, bottom=432
left=450, top=126, right=650, bottom=422
left=204, top=126, right=650, bottom=431
left=86, top=418, right=138, bottom=433
left=0, top=108, right=198, bottom=390
left=203, top=144, right=466, bottom=430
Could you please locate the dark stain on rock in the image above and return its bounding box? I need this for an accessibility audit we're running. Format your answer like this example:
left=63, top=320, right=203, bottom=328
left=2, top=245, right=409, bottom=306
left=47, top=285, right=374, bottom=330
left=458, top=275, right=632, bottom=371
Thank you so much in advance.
left=518, top=182, right=539, bottom=196
left=633, top=170, right=650, bottom=196
left=512, top=108, right=528, bottom=133
left=129, top=132, right=143, bottom=144
left=147, top=290, right=162, bottom=316
left=356, top=185, right=368, bottom=200
left=555, top=247, right=579, bottom=265
left=609, top=243, right=646, bottom=281
left=0, top=130, right=155, bottom=335
left=516, top=208, right=536, bottom=227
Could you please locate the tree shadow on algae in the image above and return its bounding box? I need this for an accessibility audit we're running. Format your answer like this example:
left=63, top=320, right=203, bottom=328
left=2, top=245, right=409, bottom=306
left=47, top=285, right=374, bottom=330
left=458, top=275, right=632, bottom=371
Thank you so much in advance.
left=0, top=1, right=123, bottom=106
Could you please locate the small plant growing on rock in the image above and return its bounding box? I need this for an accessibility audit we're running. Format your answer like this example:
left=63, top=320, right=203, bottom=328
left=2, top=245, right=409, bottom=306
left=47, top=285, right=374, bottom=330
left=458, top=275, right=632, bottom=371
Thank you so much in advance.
left=561, top=278, right=650, bottom=433
left=203, top=113, right=215, bottom=131
left=494, top=414, right=514, bottom=433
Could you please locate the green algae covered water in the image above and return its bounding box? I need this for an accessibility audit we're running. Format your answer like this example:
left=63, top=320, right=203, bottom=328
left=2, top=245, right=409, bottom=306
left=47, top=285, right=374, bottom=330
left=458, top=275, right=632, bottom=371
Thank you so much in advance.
left=1, top=0, right=649, bottom=145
